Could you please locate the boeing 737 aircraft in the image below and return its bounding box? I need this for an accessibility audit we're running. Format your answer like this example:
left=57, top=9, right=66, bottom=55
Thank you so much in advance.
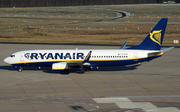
left=4, top=18, right=174, bottom=73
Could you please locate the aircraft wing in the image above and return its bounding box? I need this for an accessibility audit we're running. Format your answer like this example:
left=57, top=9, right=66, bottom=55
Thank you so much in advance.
left=67, top=51, right=92, bottom=66
left=52, top=51, right=92, bottom=71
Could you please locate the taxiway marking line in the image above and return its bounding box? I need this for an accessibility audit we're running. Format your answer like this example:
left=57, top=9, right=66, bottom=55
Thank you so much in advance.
left=1, top=84, right=180, bottom=103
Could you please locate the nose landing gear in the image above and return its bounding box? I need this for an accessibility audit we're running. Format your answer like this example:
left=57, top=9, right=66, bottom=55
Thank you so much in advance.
left=18, top=67, right=23, bottom=72
left=14, top=66, right=23, bottom=72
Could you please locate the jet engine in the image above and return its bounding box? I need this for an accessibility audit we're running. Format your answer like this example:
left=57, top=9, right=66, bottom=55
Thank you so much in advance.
left=52, top=62, right=68, bottom=71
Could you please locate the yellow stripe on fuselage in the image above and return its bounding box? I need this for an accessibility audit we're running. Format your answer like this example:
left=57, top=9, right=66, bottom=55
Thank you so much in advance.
left=52, top=68, right=68, bottom=70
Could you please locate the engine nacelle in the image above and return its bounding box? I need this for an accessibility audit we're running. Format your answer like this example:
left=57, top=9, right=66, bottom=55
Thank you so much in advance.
left=52, top=62, right=68, bottom=71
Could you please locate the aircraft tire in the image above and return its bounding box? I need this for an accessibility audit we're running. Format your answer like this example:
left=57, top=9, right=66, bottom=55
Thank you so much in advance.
left=85, top=67, right=92, bottom=72
left=79, top=69, right=85, bottom=74
left=18, top=67, right=23, bottom=72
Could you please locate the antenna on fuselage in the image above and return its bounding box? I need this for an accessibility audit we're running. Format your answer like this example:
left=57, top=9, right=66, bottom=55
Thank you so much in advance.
left=76, top=47, right=78, bottom=50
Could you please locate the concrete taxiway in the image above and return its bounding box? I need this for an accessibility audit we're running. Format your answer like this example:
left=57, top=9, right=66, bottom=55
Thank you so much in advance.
left=0, top=43, right=180, bottom=112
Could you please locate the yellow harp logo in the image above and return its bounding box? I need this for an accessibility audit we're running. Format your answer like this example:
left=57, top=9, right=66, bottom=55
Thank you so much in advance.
left=150, top=30, right=162, bottom=46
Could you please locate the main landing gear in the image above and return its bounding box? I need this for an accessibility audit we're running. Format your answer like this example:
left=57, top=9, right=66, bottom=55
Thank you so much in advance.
left=18, top=67, right=23, bottom=72
left=79, top=66, right=85, bottom=74
left=14, top=66, right=23, bottom=72
left=85, top=67, right=92, bottom=72
left=79, top=66, right=93, bottom=74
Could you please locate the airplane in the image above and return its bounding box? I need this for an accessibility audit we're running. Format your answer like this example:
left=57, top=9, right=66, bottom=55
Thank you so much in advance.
left=4, top=18, right=174, bottom=73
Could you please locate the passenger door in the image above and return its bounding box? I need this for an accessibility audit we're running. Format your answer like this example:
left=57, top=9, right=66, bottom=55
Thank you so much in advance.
left=20, top=53, right=24, bottom=61
left=133, top=52, right=138, bottom=61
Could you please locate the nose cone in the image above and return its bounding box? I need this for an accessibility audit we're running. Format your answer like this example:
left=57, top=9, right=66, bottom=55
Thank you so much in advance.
left=4, top=57, right=9, bottom=64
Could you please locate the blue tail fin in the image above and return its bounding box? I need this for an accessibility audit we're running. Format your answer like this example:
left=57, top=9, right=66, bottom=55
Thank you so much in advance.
left=127, top=18, right=168, bottom=50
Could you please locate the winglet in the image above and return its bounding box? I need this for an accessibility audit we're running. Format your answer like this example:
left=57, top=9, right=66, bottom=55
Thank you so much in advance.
left=120, top=40, right=128, bottom=49
left=84, top=51, right=92, bottom=62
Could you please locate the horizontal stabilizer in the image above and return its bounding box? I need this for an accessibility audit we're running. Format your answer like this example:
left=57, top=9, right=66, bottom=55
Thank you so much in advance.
left=161, top=47, right=174, bottom=52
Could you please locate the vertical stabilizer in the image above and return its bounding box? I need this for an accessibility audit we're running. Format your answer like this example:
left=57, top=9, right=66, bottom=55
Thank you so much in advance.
left=128, top=18, right=168, bottom=50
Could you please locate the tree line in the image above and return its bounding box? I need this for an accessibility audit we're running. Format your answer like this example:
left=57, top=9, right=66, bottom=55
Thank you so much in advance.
left=0, top=0, right=179, bottom=7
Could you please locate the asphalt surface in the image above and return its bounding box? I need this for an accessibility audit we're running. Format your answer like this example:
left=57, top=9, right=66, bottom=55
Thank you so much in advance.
left=0, top=43, right=180, bottom=112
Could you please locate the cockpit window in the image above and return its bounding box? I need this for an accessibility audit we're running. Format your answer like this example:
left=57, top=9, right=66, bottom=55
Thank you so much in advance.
left=10, top=55, right=15, bottom=57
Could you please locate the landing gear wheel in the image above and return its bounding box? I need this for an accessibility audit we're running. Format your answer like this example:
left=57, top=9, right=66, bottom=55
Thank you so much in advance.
left=85, top=67, right=92, bottom=72
left=79, top=66, right=85, bottom=74
left=18, top=67, right=23, bottom=72
left=80, top=69, right=85, bottom=74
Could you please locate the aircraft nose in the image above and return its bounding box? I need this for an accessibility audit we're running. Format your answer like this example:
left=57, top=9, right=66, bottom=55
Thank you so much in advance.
left=4, top=57, right=9, bottom=64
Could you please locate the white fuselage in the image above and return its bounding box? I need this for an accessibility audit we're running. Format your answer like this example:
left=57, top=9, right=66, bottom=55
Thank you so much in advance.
left=4, top=49, right=162, bottom=67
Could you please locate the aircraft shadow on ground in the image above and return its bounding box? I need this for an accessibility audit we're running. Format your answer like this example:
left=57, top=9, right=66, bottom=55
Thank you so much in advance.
left=0, top=66, right=50, bottom=72
left=70, top=106, right=86, bottom=111
left=92, top=64, right=140, bottom=71
left=0, top=64, right=140, bottom=75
